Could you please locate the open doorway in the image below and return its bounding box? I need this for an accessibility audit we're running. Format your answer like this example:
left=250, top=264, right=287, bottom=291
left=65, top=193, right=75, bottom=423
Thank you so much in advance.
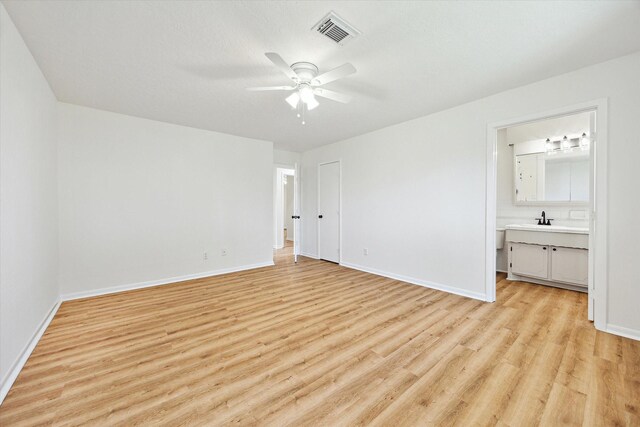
left=486, top=99, right=608, bottom=330
left=274, top=165, right=300, bottom=264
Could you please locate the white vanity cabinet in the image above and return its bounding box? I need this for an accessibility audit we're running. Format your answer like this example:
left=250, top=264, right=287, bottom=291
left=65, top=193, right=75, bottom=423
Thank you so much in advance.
left=505, top=225, right=588, bottom=292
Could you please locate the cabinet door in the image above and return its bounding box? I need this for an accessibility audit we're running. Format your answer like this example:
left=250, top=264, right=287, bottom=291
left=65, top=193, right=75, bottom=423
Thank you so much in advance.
left=510, top=243, right=549, bottom=279
left=551, top=247, right=588, bottom=286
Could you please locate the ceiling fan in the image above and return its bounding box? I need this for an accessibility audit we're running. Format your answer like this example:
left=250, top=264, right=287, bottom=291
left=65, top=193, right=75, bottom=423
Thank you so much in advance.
left=247, top=52, right=356, bottom=120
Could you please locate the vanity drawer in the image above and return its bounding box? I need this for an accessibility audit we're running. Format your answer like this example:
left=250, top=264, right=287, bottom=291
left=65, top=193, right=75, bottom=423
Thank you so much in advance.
left=505, top=229, right=588, bottom=249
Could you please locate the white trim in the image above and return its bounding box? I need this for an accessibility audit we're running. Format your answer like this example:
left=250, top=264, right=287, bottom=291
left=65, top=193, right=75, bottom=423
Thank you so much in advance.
left=0, top=300, right=61, bottom=405
left=485, top=121, right=498, bottom=302
left=317, top=160, right=342, bottom=263
left=605, top=324, right=640, bottom=342
left=341, top=261, right=487, bottom=301
left=485, top=99, right=608, bottom=331
left=300, top=251, right=319, bottom=259
left=273, top=244, right=284, bottom=249
left=60, top=261, right=274, bottom=301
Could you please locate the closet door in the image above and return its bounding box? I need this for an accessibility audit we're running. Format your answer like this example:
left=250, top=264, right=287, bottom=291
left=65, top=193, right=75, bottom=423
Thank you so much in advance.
left=318, top=161, right=340, bottom=263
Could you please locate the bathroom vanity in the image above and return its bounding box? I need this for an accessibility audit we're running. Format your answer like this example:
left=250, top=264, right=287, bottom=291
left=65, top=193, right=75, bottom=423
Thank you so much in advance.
left=505, top=224, right=588, bottom=292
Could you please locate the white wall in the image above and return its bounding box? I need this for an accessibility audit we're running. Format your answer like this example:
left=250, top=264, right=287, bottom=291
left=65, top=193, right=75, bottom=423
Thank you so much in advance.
left=301, top=51, right=640, bottom=334
left=0, top=4, right=59, bottom=391
left=57, top=103, right=274, bottom=297
left=274, top=149, right=300, bottom=167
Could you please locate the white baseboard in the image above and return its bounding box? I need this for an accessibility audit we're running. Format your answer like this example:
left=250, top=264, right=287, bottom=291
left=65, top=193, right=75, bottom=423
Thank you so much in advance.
left=273, top=245, right=284, bottom=249
left=605, top=323, right=640, bottom=341
left=300, top=251, right=319, bottom=259
left=60, top=261, right=274, bottom=301
left=0, top=299, right=61, bottom=405
left=340, top=261, right=487, bottom=301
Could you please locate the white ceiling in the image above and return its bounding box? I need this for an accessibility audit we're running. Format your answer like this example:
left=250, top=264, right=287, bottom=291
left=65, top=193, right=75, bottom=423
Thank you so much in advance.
left=4, top=1, right=640, bottom=151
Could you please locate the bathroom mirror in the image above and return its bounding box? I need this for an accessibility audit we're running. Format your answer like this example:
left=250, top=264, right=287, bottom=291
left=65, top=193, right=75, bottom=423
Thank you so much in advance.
left=515, top=149, right=589, bottom=204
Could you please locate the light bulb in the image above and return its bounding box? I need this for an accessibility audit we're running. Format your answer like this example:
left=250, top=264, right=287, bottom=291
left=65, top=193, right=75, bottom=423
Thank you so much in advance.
left=299, top=85, right=315, bottom=104
left=296, top=113, right=300, bottom=118
left=562, top=136, right=570, bottom=151
left=545, top=138, right=553, bottom=153
left=285, top=92, right=300, bottom=109
left=302, top=120, right=306, bottom=125
left=580, top=132, right=589, bottom=150
left=306, top=97, right=319, bottom=110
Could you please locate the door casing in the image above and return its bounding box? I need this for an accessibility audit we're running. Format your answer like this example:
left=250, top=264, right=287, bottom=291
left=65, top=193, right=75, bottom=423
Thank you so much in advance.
left=485, top=99, right=608, bottom=331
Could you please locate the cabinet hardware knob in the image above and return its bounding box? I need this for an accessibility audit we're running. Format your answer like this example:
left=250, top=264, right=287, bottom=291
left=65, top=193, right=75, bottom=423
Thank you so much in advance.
left=543, top=247, right=547, bottom=250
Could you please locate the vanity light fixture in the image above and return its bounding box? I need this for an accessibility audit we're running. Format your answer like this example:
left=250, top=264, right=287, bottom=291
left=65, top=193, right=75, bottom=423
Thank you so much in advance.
left=561, top=135, right=570, bottom=151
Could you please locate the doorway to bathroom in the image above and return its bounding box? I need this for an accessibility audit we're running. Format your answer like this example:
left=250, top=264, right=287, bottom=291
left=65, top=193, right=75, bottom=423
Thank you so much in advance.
left=274, top=165, right=300, bottom=263
left=486, top=99, right=608, bottom=329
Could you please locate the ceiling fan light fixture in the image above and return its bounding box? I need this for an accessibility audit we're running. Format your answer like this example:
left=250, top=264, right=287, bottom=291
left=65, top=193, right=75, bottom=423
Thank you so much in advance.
left=285, top=92, right=300, bottom=109
left=248, top=52, right=355, bottom=120
left=306, top=97, right=319, bottom=110
left=298, top=85, right=315, bottom=104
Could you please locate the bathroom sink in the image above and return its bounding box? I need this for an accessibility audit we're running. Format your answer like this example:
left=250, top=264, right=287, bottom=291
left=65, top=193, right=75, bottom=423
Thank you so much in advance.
left=505, top=224, right=588, bottom=234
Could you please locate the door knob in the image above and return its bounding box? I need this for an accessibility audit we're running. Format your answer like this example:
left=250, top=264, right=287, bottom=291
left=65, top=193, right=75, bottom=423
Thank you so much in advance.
left=318, top=215, right=323, bottom=219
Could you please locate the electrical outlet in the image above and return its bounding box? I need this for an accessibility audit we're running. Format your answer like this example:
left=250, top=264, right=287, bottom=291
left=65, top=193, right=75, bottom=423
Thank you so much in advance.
left=221, top=249, right=227, bottom=256
left=203, top=252, right=208, bottom=261
left=363, top=248, right=368, bottom=256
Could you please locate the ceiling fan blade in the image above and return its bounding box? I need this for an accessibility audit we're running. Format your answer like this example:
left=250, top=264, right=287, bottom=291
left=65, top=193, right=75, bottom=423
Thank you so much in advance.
left=314, top=88, right=352, bottom=104
left=264, top=52, right=299, bottom=81
left=246, top=86, right=296, bottom=91
left=312, top=63, right=356, bottom=86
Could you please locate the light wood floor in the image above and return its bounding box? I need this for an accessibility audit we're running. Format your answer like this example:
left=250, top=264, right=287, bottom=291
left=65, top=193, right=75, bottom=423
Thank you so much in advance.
left=1, top=247, right=638, bottom=426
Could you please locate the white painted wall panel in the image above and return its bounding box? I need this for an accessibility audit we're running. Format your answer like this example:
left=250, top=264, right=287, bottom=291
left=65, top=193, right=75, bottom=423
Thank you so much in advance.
left=0, top=4, right=59, bottom=389
left=57, top=103, right=273, bottom=295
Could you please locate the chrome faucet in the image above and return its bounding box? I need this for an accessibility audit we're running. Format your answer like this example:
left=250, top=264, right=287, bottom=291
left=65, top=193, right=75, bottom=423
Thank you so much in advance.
left=536, top=210, right=553, bottom=226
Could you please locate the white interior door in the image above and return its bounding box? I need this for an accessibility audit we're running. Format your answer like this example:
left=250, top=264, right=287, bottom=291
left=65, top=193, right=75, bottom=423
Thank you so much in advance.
left=318, top=161, right=340, bottom=263
left=293, top=163, right=301, bottom=263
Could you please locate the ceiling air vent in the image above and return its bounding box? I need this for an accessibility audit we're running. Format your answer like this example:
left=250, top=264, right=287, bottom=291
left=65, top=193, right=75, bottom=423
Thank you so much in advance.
left=312, top=11, right=360, bottom=46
